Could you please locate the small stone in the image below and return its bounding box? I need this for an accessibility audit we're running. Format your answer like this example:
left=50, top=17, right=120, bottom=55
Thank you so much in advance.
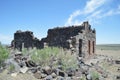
left=58, top=65, right=63, bottom=70
left=86, top=74, right=92, bottom=80
left=45, top=75, right=53, bottom=80
left=51, top=72, right=57, bottom=78
left=15, top=52, right=22, bottom=56
left=20, top=66, right=28, bottom=73
left=57, top=76, right=64, bottom=80
left=30, top=68, right=37, bottom=73
left=43, top=66, right=52, bottom=75
left=65, top=77, right=72, bottom=80
left=41, top=73, right=47, bottom=78
left=11, top=72, right=18, bottom=77
left=34, top=72, right=41, bottom=79
left=66, top=68, right=75, bottom=77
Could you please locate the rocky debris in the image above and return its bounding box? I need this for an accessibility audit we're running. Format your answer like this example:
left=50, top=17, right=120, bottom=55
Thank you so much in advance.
left=42, top=66, right=53, bottom=75
left=74, top=70, right=82, bottom=79
left=115, top=60, right=120, bottom=64
left=29, top=67, right=38, bottom=73
left=11, top=72, right=18, bottom=77
left=25, top=60, right=37, bottom=67
left=5, top=58, right=21, bottom=73
left=51, top=72, right=57, bottom=78
left=34, top=71, right=41, bottom=79
left=3, top=49, right=120, bottom=80
left=116, top=75, right=120, bottom=80
left=86, top=73, right=92, bottom=80
left=65, top=77, right=72, bottom=80
left=20, top=66, right=28, bottom=73
left=45, top=75, right=53, bottom=80
left=13, top=30, right=43, bottom=50
left=41, top=73, right=47, bottom=78
left=66, top=68, right=75, bottom=77
left=56, top=76, right=64, bottom=80
left=58, top=70, right=66, bottom=77
left=118, top=67, right=120, bottom=72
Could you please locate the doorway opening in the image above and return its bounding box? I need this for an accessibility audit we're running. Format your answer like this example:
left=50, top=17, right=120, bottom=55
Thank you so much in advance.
left=79, top=39, right=82, bottom=57
left=88, top=40, right=91, bottom=55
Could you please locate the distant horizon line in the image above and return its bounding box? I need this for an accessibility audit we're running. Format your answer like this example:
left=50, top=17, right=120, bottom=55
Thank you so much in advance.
left=96, top=44, right=120, bottom=45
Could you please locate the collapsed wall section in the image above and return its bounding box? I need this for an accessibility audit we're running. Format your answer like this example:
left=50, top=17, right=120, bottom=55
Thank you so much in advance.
left=12, top=30, right=43, bottom=50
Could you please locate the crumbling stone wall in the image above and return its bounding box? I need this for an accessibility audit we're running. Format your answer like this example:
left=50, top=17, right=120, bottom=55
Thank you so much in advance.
left=41, top=26, right=83, bottom=49
left=42, top=21, right=96, bottom=58
left=12, top=21, right=96, bottom=58
left=12, top=30, right=43, bottom=50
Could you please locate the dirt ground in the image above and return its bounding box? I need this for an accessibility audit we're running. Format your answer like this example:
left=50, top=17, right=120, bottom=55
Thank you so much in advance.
left=96, top=49, right=120, bottom=59
left=96, top=49, right=120, bottom=80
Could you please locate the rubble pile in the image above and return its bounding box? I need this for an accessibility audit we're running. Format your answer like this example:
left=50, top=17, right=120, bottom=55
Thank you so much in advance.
left=0, top=50, right=119, bottom=80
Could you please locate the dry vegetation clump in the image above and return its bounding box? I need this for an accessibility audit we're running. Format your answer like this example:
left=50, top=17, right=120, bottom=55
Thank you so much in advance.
left=30, top=47, right=78, bottom=71
left=0, top=43, right=9, bottom=67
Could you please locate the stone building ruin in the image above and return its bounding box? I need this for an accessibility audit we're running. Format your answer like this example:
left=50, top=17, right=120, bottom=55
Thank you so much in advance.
left=12, top=21, right=96, bottom=58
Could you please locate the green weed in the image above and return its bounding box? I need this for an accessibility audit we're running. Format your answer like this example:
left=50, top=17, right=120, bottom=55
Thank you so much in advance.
left=0, top=43, right=9, bottom=67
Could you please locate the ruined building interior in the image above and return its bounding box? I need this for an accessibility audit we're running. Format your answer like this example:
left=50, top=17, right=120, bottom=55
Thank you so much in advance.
left=12, top=21, right=96, bottom=58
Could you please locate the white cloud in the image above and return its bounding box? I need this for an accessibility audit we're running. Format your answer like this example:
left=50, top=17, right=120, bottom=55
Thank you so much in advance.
left=84, top=0, right=106, bottom=14
left=65, top=0, right=106, bottom=26
left=65, top=10, right=81, bottom=26
left=85, top=5, right=120, bottom=24
left=101, top=5, right=120, bottom=17
left=0, top=34, right=12, bottom=44
left=65, top=0, right=120, bottom=26
left=94, top=5, right=120, bottom=18
left=85, top=10, right=102, bottom=24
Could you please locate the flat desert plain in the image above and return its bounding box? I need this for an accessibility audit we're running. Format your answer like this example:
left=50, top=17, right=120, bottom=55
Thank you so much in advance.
left=96, top=44, right=120, bottom=58
left=96, top=44, right=120, bottom=80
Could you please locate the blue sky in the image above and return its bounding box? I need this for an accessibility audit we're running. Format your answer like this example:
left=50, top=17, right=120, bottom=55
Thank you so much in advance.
left=0, top=0, right=120, bottom=44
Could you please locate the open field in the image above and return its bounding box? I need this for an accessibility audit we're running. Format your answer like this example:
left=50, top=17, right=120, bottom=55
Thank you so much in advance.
left=96, top=44, right=120, bottom=58
left=95, top=44, right=120, bottom=80
left=96, top=44, right=120, bottom=50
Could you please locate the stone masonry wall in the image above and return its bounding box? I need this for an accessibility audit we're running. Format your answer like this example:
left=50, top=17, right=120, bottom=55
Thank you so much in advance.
left=41, top=21, right=96, bottom=58
left=13, top=30, right=43, bottom=51
left=41, top=26, right=84, bottom=49
left=12, top=21, right=96, bottom=58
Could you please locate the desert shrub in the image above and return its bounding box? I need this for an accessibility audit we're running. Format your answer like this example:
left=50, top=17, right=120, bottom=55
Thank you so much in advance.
left=31, top=47, right=78, bottom=71
left=21, top=48, right=28, bottom=55
left=91, top=71, right=99, bottom=80
left=57, top=50, right=78, bottom=71
left=31, top=47, right=60, bottom=66
left=80, top=78, right=86, bottom=80
left=8, top=64, right=15, bottom=72
left=0, top=43, right=9, bottom=67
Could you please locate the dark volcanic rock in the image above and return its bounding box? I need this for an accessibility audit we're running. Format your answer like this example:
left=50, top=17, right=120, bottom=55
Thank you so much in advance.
left=25, top=60, right=37, bottom=67
left=66, top=68, right=75, bottom=77
left=58, top=70, right=65, bottom=77
left=115, top=60, right=120, bottom=64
